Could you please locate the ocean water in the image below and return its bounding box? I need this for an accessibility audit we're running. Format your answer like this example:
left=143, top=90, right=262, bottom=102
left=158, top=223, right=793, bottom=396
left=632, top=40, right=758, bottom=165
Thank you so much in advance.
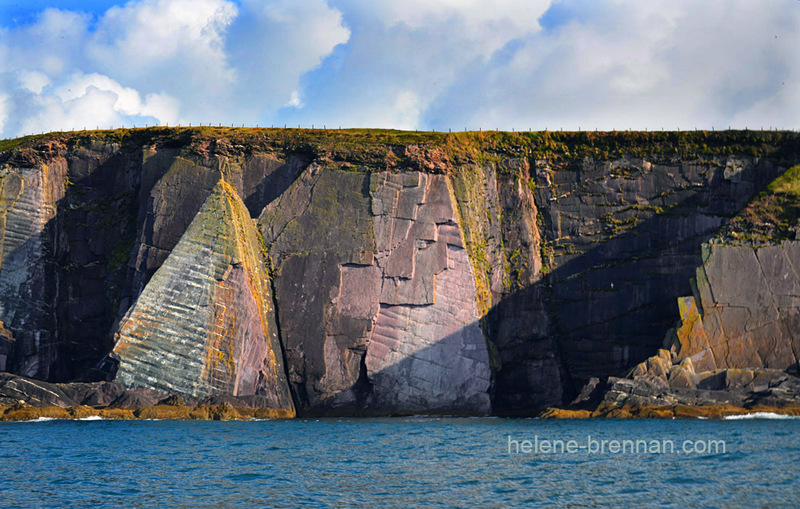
left=1, top=416, right=799, bottom=508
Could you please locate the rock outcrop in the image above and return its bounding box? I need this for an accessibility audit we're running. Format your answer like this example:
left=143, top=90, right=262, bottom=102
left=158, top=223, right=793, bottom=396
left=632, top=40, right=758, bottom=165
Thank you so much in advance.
left=670, top=241, right=800, bottom=371
left=0, top=372, right=293, bottom=420
left=601, top=363, right=800, bottom=412
left=112, top=181, right=294, bottom=414
left=0, top=149, right=68, bottom=379
left=570, top=340, right=800, bottom=418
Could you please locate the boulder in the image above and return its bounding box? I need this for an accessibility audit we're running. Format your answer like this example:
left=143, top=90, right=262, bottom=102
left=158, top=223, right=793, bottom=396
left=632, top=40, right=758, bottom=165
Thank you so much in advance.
left=668, top=358, right=696, bottom=389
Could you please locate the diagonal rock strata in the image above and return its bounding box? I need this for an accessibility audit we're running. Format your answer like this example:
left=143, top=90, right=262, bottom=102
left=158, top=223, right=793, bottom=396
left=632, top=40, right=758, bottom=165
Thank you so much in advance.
left=112, top=180, right=294, bottom=414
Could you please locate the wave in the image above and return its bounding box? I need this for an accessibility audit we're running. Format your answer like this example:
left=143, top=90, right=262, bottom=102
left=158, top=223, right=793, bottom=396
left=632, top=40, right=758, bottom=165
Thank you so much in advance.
left=10, top=417, right=61, bottom=423
left=723, top=412, right=800, bottom=420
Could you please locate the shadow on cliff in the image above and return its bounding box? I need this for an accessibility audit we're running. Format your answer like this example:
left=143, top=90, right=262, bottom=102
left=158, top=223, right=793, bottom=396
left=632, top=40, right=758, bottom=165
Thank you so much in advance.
left=271, top=157, right=800, bottom=417
left=487, top=158, right=795, bottom=415
left=4, top=147, right=796, bottom=416
left=3, top=149, right=312, bottom=383
left=293, top=324, right=494, bottom=418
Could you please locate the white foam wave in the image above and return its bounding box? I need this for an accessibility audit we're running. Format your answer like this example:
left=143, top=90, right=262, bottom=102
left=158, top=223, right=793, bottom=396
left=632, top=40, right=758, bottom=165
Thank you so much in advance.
left=11, top=417, right=61, bottom=423
left=723, top=412, right=800, bottom=420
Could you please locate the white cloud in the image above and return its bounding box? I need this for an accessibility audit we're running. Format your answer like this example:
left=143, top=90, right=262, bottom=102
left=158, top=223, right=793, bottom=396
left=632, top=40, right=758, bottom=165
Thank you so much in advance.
left=17, top=70, right=51, bottom=95
left=55, top=73, right=179, bottom=121
left=0, top=93, right=8, bottom=134
left=0, top=0, right=798, bottom=137
left=225, top=0, right=350, bottom=118
left=90, top=0, right=236, bottom=67
left=16, top=72, right=180, bottom=134
left=423, top=0, right=800, bottom=130
left=276, top=0, right=553, bottom=128
left=87, top=0, right=239, bottom=121
left=385, top=90, right=422, bottom=130
left=336, top=0, right=551, bottom=54
left=0, top=8, right=90, bottom=77
left=286, top=90, right=303, bottom=108
left=0, top=0, right=348, bottom=137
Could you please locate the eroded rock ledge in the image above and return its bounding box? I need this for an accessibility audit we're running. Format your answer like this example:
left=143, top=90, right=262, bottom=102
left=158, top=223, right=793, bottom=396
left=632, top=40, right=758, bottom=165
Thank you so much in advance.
left=541, top=349, right=800, bottom=419
left=0, top=372, right=293, bottom=421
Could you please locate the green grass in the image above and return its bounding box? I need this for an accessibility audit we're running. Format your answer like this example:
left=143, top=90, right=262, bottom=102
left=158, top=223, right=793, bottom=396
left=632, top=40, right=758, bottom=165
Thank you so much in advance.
left=767, top=164, right=800, bottom=195
left=722, top=164, right=800, bottom=242
left=2, top=127, right=798, bottom=171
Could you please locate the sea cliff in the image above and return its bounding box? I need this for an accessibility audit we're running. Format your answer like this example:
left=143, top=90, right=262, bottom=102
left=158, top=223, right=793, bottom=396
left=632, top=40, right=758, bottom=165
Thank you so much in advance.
left=0, top=127, right=798, bottom=417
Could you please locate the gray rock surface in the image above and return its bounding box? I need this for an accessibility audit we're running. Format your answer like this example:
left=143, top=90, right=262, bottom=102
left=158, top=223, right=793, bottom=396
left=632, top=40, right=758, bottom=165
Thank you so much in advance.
left=670, top=241, right=800, bottom=371
left=366, top=172, right=490, bottom=414
left=112, top=181, right=294, bottom=413
left=0, top=147, right=73, bottom=379
left=1, top=130, right=799, bottom=416
left=521, top=155, right=789, bottom=399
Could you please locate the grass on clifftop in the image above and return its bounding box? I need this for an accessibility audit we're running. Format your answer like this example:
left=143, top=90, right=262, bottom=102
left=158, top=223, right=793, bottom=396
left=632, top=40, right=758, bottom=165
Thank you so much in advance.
left=2, top=127, right=798, bottom=171
left=722, top=164, right=800, bottom=242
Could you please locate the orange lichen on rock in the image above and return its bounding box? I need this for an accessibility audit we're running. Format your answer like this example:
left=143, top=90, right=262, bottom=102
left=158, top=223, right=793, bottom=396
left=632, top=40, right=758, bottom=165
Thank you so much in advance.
left=1, top=405, right=71, bottom=421
left=539, top=408, right=592, bottom=419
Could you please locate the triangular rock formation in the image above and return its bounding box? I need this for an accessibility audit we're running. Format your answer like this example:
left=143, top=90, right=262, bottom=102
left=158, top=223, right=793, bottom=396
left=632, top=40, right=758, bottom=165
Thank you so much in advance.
left=112, top=180, right=294, bottom=415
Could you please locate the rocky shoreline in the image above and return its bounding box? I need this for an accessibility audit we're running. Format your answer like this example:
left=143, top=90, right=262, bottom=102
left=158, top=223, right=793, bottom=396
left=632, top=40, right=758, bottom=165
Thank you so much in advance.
left=0, top=372, right=293, bottom=421
left=540, top=349, right=800, bottom=419
left=4, top=366, right=800, bottom=421
left=541, top=405, right=800, bottom=419
left=0, top=404, right=292, bottom=422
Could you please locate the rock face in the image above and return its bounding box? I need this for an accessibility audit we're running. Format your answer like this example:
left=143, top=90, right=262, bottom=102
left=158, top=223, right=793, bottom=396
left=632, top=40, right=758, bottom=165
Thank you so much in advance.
left=1, top=129, right=799, bottom=416
left=670, top=241, right=800, bottom=371
left=496, top=154, right=792, bottom=413
left=260, top=167, right=491, bottom=414
left=0, top=134, right=309, bottom=383
left=112, top=181, right=294, bottom=414
left=367, top=172, right=490, bottom=414
left=0, top=150, right=68, bottom=379
left=0, top=322, right=14, bottom=372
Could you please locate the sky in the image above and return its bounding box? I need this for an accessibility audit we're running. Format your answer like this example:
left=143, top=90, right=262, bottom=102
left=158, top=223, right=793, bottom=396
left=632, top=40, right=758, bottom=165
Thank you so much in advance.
left=0, top=0, right=798, bottom=138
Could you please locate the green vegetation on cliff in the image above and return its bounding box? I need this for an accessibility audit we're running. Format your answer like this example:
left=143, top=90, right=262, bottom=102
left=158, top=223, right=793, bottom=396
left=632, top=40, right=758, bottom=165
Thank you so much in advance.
left=3, top=127, right=798, bottom=172
left=721, top=164, right=800, bottom=242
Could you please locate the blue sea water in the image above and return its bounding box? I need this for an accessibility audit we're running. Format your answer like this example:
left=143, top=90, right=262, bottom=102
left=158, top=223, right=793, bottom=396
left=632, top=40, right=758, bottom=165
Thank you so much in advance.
left=1, top=416, right=799, bottom=508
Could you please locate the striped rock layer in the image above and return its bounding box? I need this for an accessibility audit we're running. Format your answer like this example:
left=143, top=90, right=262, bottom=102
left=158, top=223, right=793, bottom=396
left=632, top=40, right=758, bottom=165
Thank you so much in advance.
left=0, top=159, right=67, bottom=379
left=112, top=181, right=294, bottom=414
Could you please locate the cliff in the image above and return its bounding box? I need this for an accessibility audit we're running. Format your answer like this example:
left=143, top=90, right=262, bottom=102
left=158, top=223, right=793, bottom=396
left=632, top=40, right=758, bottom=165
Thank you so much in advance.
left=0, top=127, right=798, bottom=416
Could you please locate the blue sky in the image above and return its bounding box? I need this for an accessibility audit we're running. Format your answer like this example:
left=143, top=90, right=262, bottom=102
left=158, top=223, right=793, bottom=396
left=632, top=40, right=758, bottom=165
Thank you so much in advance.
left=0, top=0, right=797, bottom=137
left=0, top=1, right=127, bottom=27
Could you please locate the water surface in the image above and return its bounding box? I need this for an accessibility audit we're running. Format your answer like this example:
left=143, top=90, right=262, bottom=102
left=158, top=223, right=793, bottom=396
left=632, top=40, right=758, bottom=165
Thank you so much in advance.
left=1, top=416, right=798, bottom=508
